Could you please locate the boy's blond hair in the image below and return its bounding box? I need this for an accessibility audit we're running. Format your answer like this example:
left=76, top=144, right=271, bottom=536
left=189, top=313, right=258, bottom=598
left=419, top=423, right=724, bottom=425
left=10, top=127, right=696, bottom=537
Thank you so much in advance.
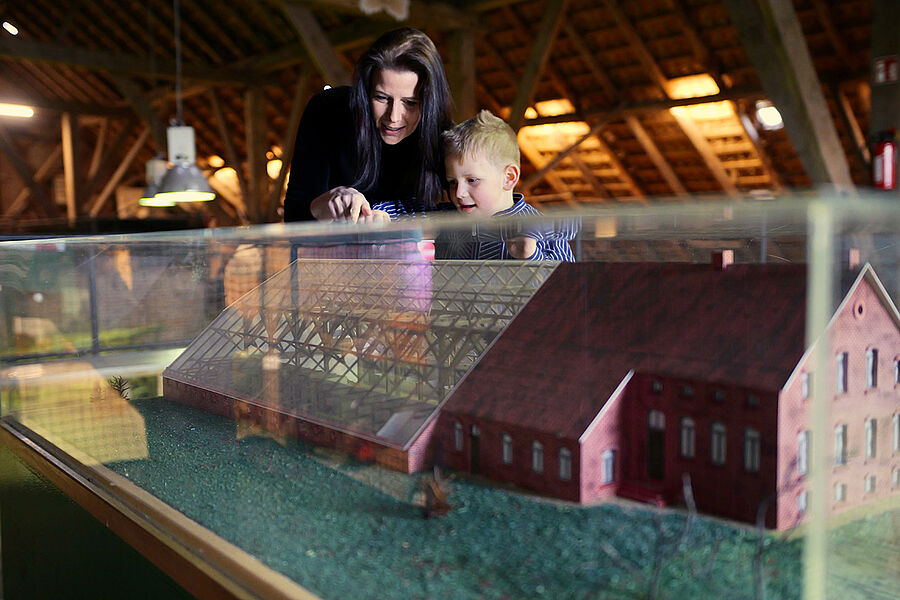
left=442, top=109, right=520, bottom=168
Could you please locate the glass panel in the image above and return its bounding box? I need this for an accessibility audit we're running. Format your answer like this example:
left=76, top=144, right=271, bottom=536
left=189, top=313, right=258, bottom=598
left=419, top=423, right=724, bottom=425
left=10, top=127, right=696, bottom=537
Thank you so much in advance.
left=0, top=198, right=897, bottom=599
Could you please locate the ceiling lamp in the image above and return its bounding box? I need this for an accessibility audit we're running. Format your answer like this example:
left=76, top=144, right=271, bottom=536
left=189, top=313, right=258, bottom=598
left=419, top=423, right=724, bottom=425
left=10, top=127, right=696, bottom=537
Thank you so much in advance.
left=139, top=157, right=175, bottom=206
left=0, top=102, right=34, bottom=118
left=155, top=0, right=215, bottom=203
left=755, top=100, right=784, bottom=130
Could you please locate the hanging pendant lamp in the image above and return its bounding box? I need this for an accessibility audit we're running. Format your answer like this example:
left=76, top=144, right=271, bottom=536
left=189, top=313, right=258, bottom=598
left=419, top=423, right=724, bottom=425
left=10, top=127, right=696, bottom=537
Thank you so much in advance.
left=155, top=0, right=215, bottom=203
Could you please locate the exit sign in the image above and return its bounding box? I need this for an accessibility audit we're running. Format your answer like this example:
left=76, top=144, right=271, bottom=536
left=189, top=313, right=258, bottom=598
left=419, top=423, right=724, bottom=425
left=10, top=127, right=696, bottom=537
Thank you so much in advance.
left=873, top=55, right=899, bottom=85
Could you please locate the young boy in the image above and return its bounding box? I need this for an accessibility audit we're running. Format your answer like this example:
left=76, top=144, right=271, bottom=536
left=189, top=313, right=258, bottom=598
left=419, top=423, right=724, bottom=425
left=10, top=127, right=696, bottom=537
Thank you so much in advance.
left=436, top=110, right=576, bottom=261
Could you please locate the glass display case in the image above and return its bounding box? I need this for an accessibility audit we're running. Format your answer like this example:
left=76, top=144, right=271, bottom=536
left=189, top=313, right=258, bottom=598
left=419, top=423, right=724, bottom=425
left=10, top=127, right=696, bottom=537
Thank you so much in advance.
left=1, top=196, right=898, bottom=599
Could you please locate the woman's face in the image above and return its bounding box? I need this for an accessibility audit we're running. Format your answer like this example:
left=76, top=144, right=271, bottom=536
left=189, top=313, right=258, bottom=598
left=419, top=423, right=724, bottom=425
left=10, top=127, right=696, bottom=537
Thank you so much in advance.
left=370, top=68, right=421, bottom=145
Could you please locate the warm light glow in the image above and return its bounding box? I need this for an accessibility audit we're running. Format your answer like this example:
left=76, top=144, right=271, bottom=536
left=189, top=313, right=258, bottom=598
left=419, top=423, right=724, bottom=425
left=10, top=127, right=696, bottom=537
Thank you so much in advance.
left=524, top=107, right=538, bottom=119
left=207, top=155, right=225, bottom=168
left=670, top=100, right=735, bottom=121
left=519, top=121, right=590, bottom=138
left=267, top=159, right=282, bottom=179
left=755, top=100, right=784, bottom=130
left=271, top=145, right=282, bottom=156
left=594, top=217, right=617, bottom=238
left=155, top=190, right=216, bottom=202
left=665, top=74, right=720, bottom=100
left=533, top=98, right=576, bottom=117
left=323, top=85, right=332, bottom=90
left=2, top=21, right=18, bottom=36
left=211, top=166, right=238, bottom=186
left=139, top=195, right=176, bottom=207
left=0, top=103, right=34, bottom=118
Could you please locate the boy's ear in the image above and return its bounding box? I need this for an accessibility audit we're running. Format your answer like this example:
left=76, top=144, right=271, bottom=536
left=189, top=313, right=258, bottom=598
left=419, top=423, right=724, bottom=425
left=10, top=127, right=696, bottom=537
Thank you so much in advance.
left=502, top=164, right=520, bottom=191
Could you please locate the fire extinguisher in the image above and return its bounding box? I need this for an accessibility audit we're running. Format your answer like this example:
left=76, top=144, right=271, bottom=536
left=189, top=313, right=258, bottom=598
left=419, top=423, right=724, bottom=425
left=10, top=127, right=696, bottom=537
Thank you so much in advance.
left=873, top=129, right=896, bottom=190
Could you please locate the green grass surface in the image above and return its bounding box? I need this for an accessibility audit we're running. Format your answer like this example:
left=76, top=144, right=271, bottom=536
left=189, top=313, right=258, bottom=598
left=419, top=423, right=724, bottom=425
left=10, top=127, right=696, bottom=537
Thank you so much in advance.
left=103, top=398, right=812, bottom=600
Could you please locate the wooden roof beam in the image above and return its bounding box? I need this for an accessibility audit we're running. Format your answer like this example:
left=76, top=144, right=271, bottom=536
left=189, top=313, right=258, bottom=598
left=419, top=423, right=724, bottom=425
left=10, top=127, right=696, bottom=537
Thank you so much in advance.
left=625, top=115, right=689, bottom=197
left=0, top=36, right=259, bottom=85
left=833, top=83, right=871, bottom=173
left=603, top=0, right=668, bottom=93
left=520, top=118, right=609, bottom=191
left=4, top=145, right=61, bottom=218
left=0, top=124, right=58, bottom=217
left=669, top=109, right=739, bottom=198
left=267, top=65, right=313, bottom=222
left=282, top=4, right=351, bottom=87
left=561, top=22, right=618, bottom=101
left=517, top=135, right=572, bottom=195
left=724, top=0, right=855, bottom=192
left=508, top=0, right=569, bottom=131
left=734, top=102, right=785, bottom=192
left=810, top=0, right=858, bottom=73
left=88, top=127, right=151, bottom=217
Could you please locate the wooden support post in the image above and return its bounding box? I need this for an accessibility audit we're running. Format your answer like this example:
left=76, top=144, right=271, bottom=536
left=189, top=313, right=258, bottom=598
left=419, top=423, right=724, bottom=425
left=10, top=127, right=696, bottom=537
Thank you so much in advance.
left=267, top=65, right=312, bottom=222
left=449, top=28, right=477, bottom=122
left=508, top=0, right=568, bottom=131
left=244, top=85, right=268, bottom=223
left=208, top=89, right=250, bottom=210
left=87, top=118, right=108, bottom=180
left=282, top=4, right=351, bottom=87
left=114, top=76, right=167, bottom=151
left=0, top=124, right=56, bottom=217
left=724, top=0, right=855, bottom=192
left=61, top=112, right=80, bottom=225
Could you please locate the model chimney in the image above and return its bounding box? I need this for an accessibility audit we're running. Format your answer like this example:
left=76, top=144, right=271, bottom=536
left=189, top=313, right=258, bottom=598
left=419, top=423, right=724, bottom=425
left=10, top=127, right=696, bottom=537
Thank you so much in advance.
left=712, top=250, right=734, bottom=270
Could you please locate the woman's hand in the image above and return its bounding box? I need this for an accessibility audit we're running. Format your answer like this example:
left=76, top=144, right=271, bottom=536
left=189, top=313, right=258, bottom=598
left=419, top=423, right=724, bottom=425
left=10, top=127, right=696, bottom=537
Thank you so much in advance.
left=310, top=186, right=374, bottom=222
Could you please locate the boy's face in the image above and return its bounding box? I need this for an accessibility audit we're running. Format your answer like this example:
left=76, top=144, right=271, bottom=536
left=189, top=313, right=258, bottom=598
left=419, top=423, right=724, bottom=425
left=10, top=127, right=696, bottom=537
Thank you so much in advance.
left=445, top=152, right=519, bottom=218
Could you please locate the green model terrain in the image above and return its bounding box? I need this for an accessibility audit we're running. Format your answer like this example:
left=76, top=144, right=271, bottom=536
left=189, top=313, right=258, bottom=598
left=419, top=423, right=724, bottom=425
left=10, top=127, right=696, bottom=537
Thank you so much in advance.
left=103, top=398, right=897, bottom=600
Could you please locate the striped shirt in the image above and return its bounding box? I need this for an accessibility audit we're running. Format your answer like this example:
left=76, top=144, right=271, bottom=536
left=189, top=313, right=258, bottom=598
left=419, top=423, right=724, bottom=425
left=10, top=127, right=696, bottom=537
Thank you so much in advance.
left=434, top=195, right=578, bottom=261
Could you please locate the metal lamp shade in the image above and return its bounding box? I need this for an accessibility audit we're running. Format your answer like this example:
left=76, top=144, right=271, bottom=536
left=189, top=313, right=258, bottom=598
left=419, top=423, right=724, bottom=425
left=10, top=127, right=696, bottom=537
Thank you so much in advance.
left=155, top=162, right=216, bottom=202
left=139, top=183, right=176, bottom=207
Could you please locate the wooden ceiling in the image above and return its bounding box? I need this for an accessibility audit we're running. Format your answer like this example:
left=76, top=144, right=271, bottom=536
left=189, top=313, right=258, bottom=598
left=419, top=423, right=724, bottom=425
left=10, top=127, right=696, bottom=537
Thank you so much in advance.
left=0, top=0, right=873, bottom=228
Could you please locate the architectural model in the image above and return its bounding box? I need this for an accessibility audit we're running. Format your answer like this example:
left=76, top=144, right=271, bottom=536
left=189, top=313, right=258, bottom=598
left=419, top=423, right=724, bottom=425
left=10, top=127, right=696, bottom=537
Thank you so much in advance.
left=163, top=254, right=900, bottom=529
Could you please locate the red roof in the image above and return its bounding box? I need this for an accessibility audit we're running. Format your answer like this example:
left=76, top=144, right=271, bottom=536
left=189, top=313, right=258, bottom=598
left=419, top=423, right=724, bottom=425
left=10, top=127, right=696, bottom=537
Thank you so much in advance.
left=444, top=262, right=808, bottom=439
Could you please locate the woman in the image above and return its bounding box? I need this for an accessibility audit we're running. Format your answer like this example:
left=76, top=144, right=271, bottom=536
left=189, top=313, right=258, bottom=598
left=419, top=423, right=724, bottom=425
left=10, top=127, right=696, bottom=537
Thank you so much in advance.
left=283, top=28, right=453, bottom=223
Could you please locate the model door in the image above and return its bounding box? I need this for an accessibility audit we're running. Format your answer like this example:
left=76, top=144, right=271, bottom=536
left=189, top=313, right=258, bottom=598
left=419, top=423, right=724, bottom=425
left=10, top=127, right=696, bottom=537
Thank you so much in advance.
left=470, top=425, right=481, bottom=474
left=647, top=410, right=665, bottom=480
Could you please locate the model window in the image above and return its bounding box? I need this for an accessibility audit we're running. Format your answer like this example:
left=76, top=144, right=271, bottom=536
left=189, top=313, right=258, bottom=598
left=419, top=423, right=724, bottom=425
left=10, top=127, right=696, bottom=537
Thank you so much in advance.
left=502, top=433, right=513, bottom=465
left=866, top=418, right=877, bottom=459
left=834, top=424, right=847, bottom=466
left=801, top=372, right=811, bottom=399
left=744, top=428, right=761, bottom=472
left=836, top=352, right=849, bottom=393
left=893, top=414, right=900, bottom=453
left=454, top=422, right=463, bottom=451
left=797, top=490, right=808, bottom=514
left=651, top=380, right=663, bottom=393
left=834, top=482, right=847, bottom=503
left=711, top=422, right=727, bottom=465
left=531, top=441, right=544, bottom=473
left=797, top=431, right=810, bottom=475
left=865, top=474, right=876, bottom=494
left=681, top=385, right=694, bottom=397
left=713, top=389, right=726, bottom=402
left=895, top=358, right=900, bottom=385
left=558, top=448, right=572, bottom=481
left=867, top=348, right=878, bottom=388
left=648, top=409, right=665, bottom=430
left=601, top=449, right=615, bottom=484
left=680, top=417, right=696, bottom=458
left=893, top=468, right=900, bottom=488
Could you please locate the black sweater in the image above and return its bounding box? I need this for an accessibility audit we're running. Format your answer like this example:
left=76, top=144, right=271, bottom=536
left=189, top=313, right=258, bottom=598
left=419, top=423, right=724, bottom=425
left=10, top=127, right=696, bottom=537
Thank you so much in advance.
left=283, top=86, right=421, bottom=222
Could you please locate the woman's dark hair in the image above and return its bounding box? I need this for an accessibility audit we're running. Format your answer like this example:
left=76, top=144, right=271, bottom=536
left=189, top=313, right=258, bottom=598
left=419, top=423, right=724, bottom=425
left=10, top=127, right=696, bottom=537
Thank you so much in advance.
left=350, top=28, right=453, bottom=209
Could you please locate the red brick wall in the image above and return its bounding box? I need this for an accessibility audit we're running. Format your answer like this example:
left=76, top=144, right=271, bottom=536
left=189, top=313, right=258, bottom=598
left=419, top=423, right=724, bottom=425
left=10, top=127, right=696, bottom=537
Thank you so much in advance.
left=436, top=412, right=581, bottom=501
left=580, top=389, right=625, bottom=503
left=778, top=278, right=900, bottom=528
left=623, top=372, right=779, bottom=526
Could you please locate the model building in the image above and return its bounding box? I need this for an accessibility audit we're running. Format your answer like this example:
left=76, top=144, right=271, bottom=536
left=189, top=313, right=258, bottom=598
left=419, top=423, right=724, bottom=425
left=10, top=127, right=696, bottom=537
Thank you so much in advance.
left=163, top=254, right=900, bottom=529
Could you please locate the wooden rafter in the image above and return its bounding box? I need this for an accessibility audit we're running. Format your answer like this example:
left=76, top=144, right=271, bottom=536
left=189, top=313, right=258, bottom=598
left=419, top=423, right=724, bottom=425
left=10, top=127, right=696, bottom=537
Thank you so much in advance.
left=0, top=124, right=57, bottom=217
left=87, top=118, right=108, bottom=180
left=569, top=153, right=610, bottom=200
left=592, top=133, right=645, bottom=201
left=561, top=21, right=618, bottom=100
left=669, top=109, right=739, bottom=197
left=244, top=85, right=268, bottom=223
left=625, top=115, right=688, bottom=197
left=833, top=84, right=871, bottom=173
left=810, top=0, right=857, bottom=73
left=4, top=145, right=62, bottom=218
left=81, top=119, right=140, bottom=203
left=113, top=76, right=167, bottom=151
left=507, top=0, right=568, bottom=131
left=88, top=127, right=151, bottom=217
left=603, top=0, right=668, bottom=93
left=734, top=103, right=784, bottom=192
left=282, top=4, right=351, bottom=87
left=520, top=119, right=609, bottom=191
left=516, top=135, right=572, bottom=197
